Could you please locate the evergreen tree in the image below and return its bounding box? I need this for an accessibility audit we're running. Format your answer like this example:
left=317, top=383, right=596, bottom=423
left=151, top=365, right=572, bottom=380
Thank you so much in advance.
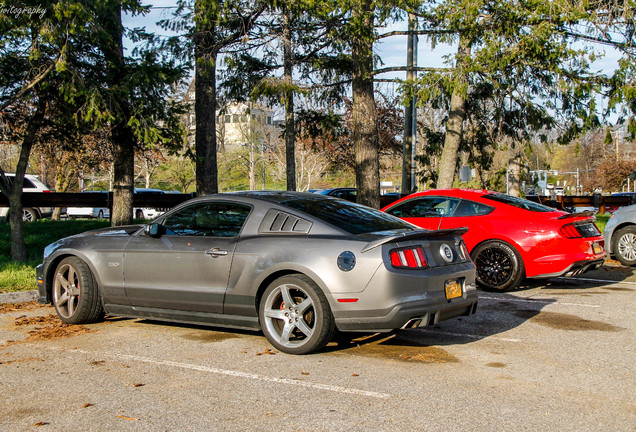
left=416, top=0, right=601, bottom=189
left=0, top=0, right=186, bottom=259
left=161, top=0, right=265, bottom=195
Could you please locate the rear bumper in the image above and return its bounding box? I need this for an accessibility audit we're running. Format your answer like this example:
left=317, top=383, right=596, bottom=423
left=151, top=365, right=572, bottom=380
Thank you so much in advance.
left=334, top=295, right=478, bottom=332
left=530, top=257, right=605, bottom=279
left=334, top=272, right=477, bottom=332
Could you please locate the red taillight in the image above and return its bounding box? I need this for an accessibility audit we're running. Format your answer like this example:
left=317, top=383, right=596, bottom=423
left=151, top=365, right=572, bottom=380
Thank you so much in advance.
left=390, top=247, right=428, bottom=269
left=390, top=251, right=403, bottom=267
left=560, top=223, right=582, bottom=239
left=459, top=241, right=471, bottom=261
left=404, top=249, right=417, bottom=267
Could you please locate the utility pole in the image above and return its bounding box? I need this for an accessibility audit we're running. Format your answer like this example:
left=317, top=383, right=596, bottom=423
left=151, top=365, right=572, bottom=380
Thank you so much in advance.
left=411, top=24, right=418, bottom=192
left=401, top=14, right=417, bottom=195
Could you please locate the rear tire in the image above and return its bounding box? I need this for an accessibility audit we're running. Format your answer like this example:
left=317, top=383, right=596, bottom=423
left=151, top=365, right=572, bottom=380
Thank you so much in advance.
left=52, top=257, right=104, bottom=324
left=471, top=240, right=524, bottom=292
left=259, top=275, right=335, bottom=355
left=22, top=207, right=38, bottom=222
left=612, top=226, right=636, bottom=267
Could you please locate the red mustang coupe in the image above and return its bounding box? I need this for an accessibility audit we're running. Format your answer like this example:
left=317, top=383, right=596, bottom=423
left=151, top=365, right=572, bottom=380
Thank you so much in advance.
left=382, top=189, right=606, bottom=291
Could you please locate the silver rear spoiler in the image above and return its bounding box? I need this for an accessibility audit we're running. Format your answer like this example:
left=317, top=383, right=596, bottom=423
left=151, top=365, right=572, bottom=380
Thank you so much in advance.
left=362, top=228, right=468, bottom=253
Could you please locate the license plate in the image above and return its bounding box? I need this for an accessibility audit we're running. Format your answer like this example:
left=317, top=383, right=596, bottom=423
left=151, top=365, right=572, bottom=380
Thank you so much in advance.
left=592, top=242, right=603, bottom=254
left=445, top=280, right=462, bottom=300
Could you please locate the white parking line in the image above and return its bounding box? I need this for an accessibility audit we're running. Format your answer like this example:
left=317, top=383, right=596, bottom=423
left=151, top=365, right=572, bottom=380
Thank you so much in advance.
left=50, top=346, right=392, bottom=399
left=479, top=295, right=601, bottom=308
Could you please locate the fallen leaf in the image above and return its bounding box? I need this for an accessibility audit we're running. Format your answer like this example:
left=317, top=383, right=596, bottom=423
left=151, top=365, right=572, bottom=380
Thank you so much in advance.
left=34, top=422, right=49, bottom=427
left=351, top=374, right=359, bottom=377
left=116, top=415, right=139, bottom=421
left=133, top=383, right=144, bottom=387
left=83, top=403, right=94, bottom=408
left=255, top=348, right=276, bottom=356
left=301, top=372, right=309, bottom=375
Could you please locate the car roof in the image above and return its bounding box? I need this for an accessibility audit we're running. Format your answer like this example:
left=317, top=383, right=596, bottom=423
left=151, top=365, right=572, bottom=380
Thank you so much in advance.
left=227, top=190, right=331, bottom=203
left=135, top=188, right=165, bottom=193
left=413, top=189, right=491, bottom=199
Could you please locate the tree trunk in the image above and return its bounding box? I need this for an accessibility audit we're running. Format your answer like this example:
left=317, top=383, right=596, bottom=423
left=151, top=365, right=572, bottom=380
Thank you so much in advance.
left=52, top=169, right=74, bottom=221
left=103, top=2, right=135, bottom=226
left=283, top=6, right=297, bottom=191
left=437, top=35, right=471, bottom=189
left=111, top=124, right=135, bottom=225
left=508, top=155, right=524, bottom=197
left=194, top=6, right=219, bottom=196
left=3, top=98, right=46, bottom=261
left=351, top=2, right=380, bottom=209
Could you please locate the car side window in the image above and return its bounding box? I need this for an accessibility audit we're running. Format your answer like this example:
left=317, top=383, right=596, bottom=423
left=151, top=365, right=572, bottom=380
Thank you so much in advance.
left=332, top=190, right=356, bottom=200
left=387, top=197, right=460, bottom=218
left=163, top=202, right=251, bottom=237
left=453, top=199, right=494, bottom=217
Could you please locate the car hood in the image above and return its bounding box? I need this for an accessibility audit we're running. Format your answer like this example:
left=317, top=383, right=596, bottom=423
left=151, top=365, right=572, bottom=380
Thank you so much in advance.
left=68, top=225, right=144, bottom=238
left=43, top=225, right=143, bottom=259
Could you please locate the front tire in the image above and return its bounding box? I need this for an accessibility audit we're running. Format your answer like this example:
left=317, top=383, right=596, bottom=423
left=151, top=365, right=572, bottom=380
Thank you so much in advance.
left=471, top=240, right=524, bottom=292
left=259, top=275, right=335, bottom=355
left=613, top=226, right=636, bottom=267
left=52, top=257, right=104, bottom=324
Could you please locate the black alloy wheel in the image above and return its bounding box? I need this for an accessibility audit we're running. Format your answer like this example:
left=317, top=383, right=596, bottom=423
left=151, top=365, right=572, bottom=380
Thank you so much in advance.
left=471, top=240, right=524, bottom=292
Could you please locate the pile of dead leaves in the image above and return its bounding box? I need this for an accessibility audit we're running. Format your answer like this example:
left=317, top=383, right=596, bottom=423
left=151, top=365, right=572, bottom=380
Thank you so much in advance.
left=0, top=301, right=44, bottom=314
left=10, top=314, right=94, bottom=344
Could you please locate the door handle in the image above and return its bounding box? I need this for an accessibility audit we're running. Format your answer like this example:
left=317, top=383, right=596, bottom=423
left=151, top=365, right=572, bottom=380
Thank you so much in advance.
left=206, top=248, right=228, bottom=257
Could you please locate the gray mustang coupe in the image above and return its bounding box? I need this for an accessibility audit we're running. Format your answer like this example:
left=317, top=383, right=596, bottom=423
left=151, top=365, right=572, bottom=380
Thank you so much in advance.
left=37, top=191, right=478, bottom=354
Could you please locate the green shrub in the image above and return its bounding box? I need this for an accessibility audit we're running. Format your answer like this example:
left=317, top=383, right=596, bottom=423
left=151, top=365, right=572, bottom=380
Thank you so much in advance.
left=0, top=219, right=110, bottom=293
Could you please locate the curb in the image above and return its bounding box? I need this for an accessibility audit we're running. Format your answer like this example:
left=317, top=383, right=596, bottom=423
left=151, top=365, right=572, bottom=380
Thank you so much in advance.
left=0, top=290, right=39, bottom=304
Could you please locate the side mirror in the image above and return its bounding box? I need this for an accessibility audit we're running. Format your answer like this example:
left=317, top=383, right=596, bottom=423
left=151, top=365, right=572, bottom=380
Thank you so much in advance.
left=144, top=223, right=164, bottom=238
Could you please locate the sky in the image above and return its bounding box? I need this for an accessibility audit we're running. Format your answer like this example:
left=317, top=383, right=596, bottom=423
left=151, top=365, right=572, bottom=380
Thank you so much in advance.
left=122, top=3, right=460, bottom=81
left=122, top=3, right=623, bottom=111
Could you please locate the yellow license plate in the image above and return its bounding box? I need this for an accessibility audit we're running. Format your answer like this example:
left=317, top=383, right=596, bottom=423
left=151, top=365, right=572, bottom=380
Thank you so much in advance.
left=445, top=281, right=462, bottom=300
left=592, top=242, right=603, bottom=254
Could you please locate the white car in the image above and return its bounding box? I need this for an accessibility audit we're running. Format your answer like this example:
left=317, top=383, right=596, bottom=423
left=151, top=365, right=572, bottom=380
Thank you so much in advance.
left=0, top=173, right=53, bottom=222
left=66, top=191, right=110, bottom=220
left=134, top=188, right=167, bottom=220
left=604, top=204, right=636, bottom=266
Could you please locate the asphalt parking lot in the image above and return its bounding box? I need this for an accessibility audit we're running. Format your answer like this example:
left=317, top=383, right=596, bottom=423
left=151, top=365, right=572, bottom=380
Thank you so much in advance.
left=1, top=265, right=635, bottom=431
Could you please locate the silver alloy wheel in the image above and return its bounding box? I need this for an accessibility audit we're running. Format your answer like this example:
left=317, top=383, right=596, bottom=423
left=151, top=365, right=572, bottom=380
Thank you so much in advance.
left=618, top=232, right=636, bottom=262
left=22, top=208, right=37, bottom=222
left=53, top=263, right=81, bottom=319
left=262, top=283, right=315, bottom=349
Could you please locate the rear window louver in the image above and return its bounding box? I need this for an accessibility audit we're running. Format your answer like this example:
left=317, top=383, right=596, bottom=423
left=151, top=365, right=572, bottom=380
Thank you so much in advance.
left=258, top=209, right=312, bottom=234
